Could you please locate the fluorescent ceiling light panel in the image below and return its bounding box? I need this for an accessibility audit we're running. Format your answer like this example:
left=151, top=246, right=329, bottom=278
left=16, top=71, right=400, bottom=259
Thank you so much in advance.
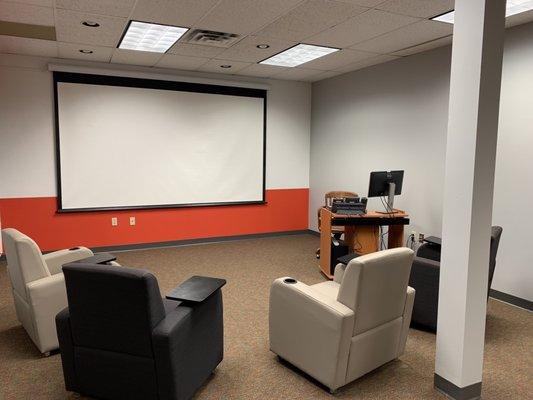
left=433, top=0, right=533, bottom=24
left=260, top=44, right=339, bottom=67
left=119, top=21, right=188, bottom=53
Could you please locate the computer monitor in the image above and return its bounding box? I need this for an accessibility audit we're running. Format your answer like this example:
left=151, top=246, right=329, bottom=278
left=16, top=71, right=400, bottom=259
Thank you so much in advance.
left=368, top=170, right=404, bottom=212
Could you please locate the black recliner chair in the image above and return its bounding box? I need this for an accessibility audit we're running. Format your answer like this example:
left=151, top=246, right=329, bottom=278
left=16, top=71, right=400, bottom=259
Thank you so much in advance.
left=409, top=226, right=503, bottom=332
left=56, top=263, right=224, bottom=400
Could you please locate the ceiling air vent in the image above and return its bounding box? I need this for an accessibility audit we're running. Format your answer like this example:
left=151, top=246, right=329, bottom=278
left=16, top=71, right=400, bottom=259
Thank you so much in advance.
left=182, top=29, right=240, bottom=48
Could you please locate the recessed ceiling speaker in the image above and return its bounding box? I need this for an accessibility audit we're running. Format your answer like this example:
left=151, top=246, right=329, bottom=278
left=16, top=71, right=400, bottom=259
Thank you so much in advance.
left=82, top=21, right=100, bottom=27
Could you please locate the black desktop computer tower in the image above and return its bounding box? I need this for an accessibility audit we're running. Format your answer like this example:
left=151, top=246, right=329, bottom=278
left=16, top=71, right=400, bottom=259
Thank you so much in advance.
left=330, top=239, right=350, bottom=276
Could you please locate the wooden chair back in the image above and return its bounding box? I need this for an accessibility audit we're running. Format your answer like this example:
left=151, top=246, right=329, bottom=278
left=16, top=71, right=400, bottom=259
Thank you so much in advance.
left=318, top=191, right=358, bottom=231
left=324, top=191, right=358, bottom=208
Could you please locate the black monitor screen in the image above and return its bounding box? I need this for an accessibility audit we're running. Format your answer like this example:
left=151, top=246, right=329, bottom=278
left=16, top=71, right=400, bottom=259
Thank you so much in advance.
left=368, top=170, right=404, bottom=197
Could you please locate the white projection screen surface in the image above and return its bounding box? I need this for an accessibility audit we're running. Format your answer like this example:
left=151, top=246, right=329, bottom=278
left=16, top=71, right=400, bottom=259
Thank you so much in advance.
left=54, top=73, right=266, bottom=211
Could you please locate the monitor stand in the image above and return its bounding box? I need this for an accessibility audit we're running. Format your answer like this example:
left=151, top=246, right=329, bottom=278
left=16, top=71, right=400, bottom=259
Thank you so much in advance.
left=376, top=182, right=399, bottom=214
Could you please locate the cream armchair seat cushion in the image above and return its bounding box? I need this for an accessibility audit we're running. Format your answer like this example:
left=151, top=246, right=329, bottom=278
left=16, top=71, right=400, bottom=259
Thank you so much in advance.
left=269, top=248, right=415, bottom=392
left=2, top=228, right=94, bottom=354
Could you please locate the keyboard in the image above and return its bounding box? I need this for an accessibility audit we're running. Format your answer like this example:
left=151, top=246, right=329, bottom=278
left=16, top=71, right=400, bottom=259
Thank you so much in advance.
left=331, top=198, right=367, bottom=215
left=335, top=209, right=366, bottom=215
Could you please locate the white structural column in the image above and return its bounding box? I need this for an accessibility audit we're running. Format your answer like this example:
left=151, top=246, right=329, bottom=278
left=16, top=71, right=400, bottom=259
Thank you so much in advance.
left=435, top=1, right=506, bottom=399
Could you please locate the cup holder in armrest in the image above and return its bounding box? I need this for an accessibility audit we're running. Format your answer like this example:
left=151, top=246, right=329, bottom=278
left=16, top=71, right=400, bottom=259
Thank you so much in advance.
left=283, top=278, right=297, bottom=284
left=69, top=247, right=81, bottom=251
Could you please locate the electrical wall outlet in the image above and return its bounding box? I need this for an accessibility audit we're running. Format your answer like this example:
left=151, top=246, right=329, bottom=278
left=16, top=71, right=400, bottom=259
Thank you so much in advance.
left=111, top=217, right=118, bottom=226
left=418, top=233, right=425, bottom=243
left=129, top=216, right=136, bottom=226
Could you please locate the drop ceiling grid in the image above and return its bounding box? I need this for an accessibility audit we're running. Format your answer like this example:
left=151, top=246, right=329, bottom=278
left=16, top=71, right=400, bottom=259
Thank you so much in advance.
left=54, top=0, right=137, bottom=18
left=375, top=0, right=455, bottom=19
left=215, top=35, right=298, bottom=63
left=155, top=53, right=210, bottom=70
left=192, top=0, right=305, bottom=35
left=350, top=19, right=453, bottom=54
left=254, top=0, right=370, bottom=42
left=1, top=0, right=532, bottom=81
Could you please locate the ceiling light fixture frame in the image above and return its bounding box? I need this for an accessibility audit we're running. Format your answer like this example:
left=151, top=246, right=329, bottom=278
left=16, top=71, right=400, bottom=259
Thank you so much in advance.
left=117, top=19, right=189, bottom=54
left=258, top=43, right=340, bottom=68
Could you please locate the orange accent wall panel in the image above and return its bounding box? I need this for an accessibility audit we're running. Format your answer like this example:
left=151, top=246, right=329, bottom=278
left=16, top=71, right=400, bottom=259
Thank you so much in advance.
left=0, top=188, right=309, bottom=252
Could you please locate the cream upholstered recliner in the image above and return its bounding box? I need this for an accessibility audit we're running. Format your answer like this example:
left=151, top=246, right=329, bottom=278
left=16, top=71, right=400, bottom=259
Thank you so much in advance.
left=1, top=228, right=94, bottom=355
left=269, top=247, right=415, bottom=392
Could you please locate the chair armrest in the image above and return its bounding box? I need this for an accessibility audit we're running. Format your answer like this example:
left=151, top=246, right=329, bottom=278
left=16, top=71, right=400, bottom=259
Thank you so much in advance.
left=409, top=257, right=440, bottom=287
left=152, top=305, right=193, bottom=356
left=269, top=278, right=354, bottom=391
left=409, top=257, right=441, bottom=331
left=152, top=291, right=224, bottom=400
left=398, top=286, right=415, bottom=356
left=26, top=273, right=68, bottom=352
left=416, top=243, right=441, bottom=262
left=333, top=263, right=346, bottom=283
left=55, top=308, right=78, bottom=391
left=43, top=247, right=93, bottom=275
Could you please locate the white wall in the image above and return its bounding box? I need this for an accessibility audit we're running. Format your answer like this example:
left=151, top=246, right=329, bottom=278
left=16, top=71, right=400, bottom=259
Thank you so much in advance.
left=492, top=23, right=533, bottom=301
left=0, top=54, right=311, bottom=198
left=0, top=57, right=56, bottom=197
left=310, top=22, right=533, bottom=301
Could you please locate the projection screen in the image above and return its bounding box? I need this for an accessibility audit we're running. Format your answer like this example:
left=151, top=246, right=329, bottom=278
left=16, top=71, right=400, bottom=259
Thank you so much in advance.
left=54, top=72, right=266, bottom=212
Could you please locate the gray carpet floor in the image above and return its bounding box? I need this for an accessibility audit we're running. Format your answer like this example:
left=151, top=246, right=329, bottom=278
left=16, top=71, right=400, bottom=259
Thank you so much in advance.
left=0, top=234, right=531, bottom=399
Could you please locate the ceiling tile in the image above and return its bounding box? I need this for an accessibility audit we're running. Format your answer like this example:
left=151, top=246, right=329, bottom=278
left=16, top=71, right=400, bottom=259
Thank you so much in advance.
left=0, top=35, right=57, bottom=56
left=300, top=48, right=377, bottom=70
left=0, top=1, right=54, bottom=26
left=132, top=0, right=220, bottom=27
left=256, top=0, right=368, bottom=42
left=197, top=59, right=251, bottom=74
left=351, top=20, right=452, bottom=54
left=155, top=54, right=209, bottom=70
left=111, top=48, right=164, bottom=66
left=270, top=67, right=323, bottom=81
left=391, top=35, right=452, bottom=57
left=216, top=35, right=297, bottom=63
left=333, top=53, right=398, bottom=72
left=55, top=0, right=136, bottom=18
left=238, top=63, right=288, bottom=78
left=167, top=42, right=225, bottom=58
left=376, top=0, right=454, bottom=19
left=307, top=9, right=420, bottom=48
left=196, top=0, right=303, bottom=35
left=336, top=0, right=388, bottom=6
left=55, top=9, right=127, bottom=47
left=57, top=41, right=114, bottom=62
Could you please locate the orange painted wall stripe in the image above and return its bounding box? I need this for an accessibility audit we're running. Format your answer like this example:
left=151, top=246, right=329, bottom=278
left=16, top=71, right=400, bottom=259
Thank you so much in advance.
left=0, top=188, right=309, bottom=252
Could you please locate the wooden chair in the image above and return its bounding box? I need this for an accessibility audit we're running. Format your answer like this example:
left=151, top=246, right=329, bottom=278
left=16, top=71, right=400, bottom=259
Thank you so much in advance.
left=318, top=191, right=358, bottom=233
